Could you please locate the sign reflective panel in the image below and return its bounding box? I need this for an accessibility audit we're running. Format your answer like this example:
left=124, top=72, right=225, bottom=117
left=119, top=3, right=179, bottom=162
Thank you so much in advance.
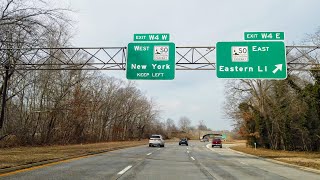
left=216, top=41, right=287, bottom=79
left=133, top=34, right=170, bottom=41
left=126, top=42, right=175, bottom=80
left=244, top=32, right=284, bottom=40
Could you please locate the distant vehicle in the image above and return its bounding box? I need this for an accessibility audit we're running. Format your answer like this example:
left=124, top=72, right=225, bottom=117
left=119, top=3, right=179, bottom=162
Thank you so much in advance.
left=200, top=137, right=209, bottom=142
left=212, top=137, right=222, bottom=148
left=179, top=138, right=188, bottom=146
left=149, top=134, right=165, bottom=147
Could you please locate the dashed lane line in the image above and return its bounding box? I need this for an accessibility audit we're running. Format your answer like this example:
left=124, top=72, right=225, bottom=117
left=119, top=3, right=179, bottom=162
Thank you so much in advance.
left=117, top=165, right=132, bottom=175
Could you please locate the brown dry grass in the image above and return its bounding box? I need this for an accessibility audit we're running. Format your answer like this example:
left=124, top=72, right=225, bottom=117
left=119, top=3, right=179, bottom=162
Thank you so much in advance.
left=223, top=140, right=246, bottom=144
left=231, top=145, right=320, bottom=170
left=0, top=140, right=147, bottom=169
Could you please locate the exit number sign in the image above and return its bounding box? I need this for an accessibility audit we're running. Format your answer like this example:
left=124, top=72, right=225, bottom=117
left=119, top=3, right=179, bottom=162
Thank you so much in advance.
left=245, top=32, right=284, bottom=40
left=134, top=33, right=170, bottom=41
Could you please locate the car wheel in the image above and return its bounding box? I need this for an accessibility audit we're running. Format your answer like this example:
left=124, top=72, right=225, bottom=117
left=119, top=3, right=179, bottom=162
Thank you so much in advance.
left=212, top=145, right=214, bottom=148
left=179, top=143, right=181, bottom=145
left=186, top=144, right=188, bottom=146
left=220, top=145, right=222, bottom=148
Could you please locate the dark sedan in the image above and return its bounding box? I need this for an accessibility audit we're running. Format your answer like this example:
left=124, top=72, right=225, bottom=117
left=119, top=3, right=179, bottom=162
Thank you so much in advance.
left=179, top=138, right=188, bottom=146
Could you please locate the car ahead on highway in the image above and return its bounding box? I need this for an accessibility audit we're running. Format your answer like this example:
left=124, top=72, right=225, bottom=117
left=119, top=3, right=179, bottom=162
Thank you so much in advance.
left=149, top=134, right=165, bottom=147
left=212, top=138, right=222, bottom=148
left=200, top=137, right=209, bottom=142
left=179, top=138, right=188, bottom=146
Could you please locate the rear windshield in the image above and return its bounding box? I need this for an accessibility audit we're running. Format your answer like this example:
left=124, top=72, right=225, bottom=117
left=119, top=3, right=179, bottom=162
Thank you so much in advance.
left=151, top=135, right=160, bottom=139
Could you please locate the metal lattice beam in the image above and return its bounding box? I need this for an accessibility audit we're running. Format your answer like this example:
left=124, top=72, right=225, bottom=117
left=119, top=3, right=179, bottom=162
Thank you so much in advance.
left=0, top=46, right=320, bottom=71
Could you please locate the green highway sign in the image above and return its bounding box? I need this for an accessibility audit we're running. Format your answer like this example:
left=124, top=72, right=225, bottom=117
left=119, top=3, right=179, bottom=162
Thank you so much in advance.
left=126, top=42, right=175, bottom=80
left=222, top=134, right=227, bottom=140
left=134, top=33, right=170, bottom=41
left=244, top=32, right=284, bottom=40
left=216, top=41, right=287, bottom=79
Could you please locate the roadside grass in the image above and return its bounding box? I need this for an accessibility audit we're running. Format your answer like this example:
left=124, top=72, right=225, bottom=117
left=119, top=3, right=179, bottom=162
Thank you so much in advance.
left=0, top=140, right=147, bottom=169
left=231, top=145, right=320, bottom=170
left=223, top=140, right=246, bottom=144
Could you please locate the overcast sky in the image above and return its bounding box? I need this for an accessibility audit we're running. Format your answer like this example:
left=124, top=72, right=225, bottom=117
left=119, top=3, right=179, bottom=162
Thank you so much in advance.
left=64, top=0, right=320, bottom=130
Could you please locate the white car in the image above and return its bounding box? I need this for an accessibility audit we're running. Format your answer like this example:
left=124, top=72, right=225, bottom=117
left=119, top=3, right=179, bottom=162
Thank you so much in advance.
left=149, top=134, right=165, bottom=147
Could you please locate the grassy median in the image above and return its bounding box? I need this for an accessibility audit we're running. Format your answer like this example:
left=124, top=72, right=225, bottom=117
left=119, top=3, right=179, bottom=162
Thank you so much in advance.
left=0, top=140, right=148, bottom=169
left=231, top=145, right=320, bottom=170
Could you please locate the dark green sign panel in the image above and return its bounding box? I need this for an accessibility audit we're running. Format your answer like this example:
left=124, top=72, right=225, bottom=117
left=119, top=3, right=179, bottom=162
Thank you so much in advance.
left=244, top=32, right=284, bottom=40
left=216, top=41, right=287, bottom=79
left=126, top=42, right=175, bottom=80
left=134, top=33, right=170, bottom=41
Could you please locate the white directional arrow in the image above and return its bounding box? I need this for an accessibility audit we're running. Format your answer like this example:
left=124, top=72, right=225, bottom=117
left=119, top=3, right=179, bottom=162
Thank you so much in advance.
left=272, top=64, right=283, bottom=74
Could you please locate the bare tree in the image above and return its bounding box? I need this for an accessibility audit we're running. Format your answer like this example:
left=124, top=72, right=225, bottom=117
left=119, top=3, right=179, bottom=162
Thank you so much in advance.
left=198, top=120, right=208, bottom=130
left=178, top=116, right=191, bottom=132
left=0, top=1, right=167, bottom=147
left=165, top=118, right=177, bottom=138
left=0, top=0, right=71, bottom=129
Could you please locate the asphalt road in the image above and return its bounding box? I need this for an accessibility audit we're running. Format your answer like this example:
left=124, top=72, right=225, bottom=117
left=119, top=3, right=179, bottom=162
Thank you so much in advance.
left=1, top=141, right=319, bottom=180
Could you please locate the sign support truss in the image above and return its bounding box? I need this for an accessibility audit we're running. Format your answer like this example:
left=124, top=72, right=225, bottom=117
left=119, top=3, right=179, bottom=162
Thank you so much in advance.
left=0, top=46, right=320, bottom=72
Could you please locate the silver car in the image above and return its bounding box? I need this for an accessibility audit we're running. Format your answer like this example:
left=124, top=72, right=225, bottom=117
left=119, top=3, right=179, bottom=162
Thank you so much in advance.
left=200, top=137, right=209, bottom=142
left=149, top=134, right=165, bottom=147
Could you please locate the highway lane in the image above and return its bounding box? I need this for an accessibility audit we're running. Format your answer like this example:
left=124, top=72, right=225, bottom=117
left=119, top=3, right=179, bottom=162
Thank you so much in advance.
left=1, top=144, right=158, bottom=180
left=120, top=143, right=210, bottom=180
left=1, top=141, right=320, bottom=180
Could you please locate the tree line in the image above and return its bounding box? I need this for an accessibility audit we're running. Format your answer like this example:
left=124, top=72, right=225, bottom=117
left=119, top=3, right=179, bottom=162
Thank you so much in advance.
left=0, top=0, right=212, bottom=147
left=226, top=28, right=320, bottom=151
left=0, top=0, right=170, bottom=146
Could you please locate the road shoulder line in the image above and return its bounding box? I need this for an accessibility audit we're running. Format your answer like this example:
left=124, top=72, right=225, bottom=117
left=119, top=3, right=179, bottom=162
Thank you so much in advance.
left=0, top=143, right=146, bottom=176
left=228, top=146, right=320, bottom=175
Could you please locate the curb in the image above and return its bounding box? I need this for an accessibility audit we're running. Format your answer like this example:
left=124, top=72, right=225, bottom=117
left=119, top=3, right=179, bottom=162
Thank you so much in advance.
left=0, top=143, right=146, bottom=175
left=227, top=147, right=320, bottom=175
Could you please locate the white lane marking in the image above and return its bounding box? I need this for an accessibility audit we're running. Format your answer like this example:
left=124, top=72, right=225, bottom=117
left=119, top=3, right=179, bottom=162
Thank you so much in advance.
left=157, top=148, right=161, bottom=150
left=187, top=147, right=189, bottom=150
left=191, top=157, right=195, bottom=161
left=117, top=165, right=132, bottom=175
left=187, top=151, right=189, bottom=153
left=147, top=153, right=152, bottom=156
left=206, top=144, right=224, bottom=155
